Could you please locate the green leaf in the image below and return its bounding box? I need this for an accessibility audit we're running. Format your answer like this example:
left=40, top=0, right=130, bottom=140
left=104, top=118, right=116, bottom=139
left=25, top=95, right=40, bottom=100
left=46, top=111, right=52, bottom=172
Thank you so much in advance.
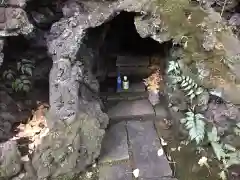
left=23, top=79, right=31, bottom=84
left=186, top=89, right=194, bottom=96
left=181, top=80, right=188, bottom=87
left=18, top=82, right=24, bottom=90
left=225, top=151, right=240, bottom=168
left=211, top=142, right=226, bottom=160
left=234, top=127, right=240, bottom=136
left=25, top=67, right=32, bottom=76
left=224, top=144, right=236, bottom=152
left=186, top=111, right=194, bottom=117
left=23, top=85, right=30, bottom=92
left=195, top=87, right=204, bottom=95
left=180, top=118, right=187, bottom=124
left=15, top=78, right=21, bottom=85
left=189, top=93, right=196, bottom=100
left=183, top=84, right=192, bottom=91
left=17, top=62, right=22, bottom=71
left=207, top=127, right=219, bottom=142
left=20, top=75, right=28, bottom=80
left=195, top=113, right=205, bottom=119
left=236, top=122, right=240, bottom=129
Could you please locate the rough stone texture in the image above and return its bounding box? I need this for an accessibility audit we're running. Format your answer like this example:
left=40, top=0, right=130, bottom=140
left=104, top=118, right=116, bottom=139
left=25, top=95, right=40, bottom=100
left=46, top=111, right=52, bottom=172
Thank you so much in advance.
left=0, top=140, right=22, bottom=179
left=99, top=122, right=129, bottom=163
left=0, top=2, right=33, bottom=36
left=107, top=99, right=155, bottom=119
left=154, top=103, right=169, bottom=119
left=32, top=112, right=105, bottom=179
left=99, top=163, right=132, bottom=180
left=0, top=89, right=28, bottom=141
left=127, top=120, right=172, bottom=178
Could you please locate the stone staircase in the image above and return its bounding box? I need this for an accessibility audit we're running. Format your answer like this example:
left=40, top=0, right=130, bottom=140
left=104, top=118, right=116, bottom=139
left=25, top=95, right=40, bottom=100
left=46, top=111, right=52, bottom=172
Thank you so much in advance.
left=97, top=95, right=177, bottom=180
left=97, top=89, right=176, bottom=180
left=96, top=55, right=177, bottom=180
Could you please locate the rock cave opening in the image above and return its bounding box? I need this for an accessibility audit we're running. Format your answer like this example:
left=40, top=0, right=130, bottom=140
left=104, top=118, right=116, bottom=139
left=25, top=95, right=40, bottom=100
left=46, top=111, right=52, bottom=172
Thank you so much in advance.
left=86, top=11, right=172, bottom=96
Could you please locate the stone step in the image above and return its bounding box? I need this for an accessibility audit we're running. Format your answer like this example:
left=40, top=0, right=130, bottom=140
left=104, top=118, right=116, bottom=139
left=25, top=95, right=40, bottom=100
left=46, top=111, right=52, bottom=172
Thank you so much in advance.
left=98, top=163, right=132, bottom=180
left=108, top=67, right=151, bottom=77
left=117, top=82, right=146, bottom=93
left=100, top=91, right=148, bottom=101
left=116, top=55, right=150, bottom=67
left=99, top=122, right=129, bottom=164
left=126, top=120, right=172, bottom=179
left=107, top=99, right=155, bottom=120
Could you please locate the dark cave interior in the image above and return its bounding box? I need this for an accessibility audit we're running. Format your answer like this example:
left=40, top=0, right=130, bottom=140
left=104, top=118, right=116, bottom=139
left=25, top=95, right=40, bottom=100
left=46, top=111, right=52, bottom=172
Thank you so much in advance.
left=86, top=11, right=172, bottom=93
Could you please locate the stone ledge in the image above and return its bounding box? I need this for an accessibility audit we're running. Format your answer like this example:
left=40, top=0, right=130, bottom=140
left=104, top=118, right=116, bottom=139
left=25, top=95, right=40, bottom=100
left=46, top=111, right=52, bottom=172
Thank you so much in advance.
left=126, top=121, right=172, bottom=178
left=99, top=122, right=129, bottom=163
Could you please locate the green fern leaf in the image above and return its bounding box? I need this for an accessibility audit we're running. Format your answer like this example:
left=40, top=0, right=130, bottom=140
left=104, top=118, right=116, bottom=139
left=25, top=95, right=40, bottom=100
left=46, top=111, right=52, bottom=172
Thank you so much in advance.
left=225, top=151, right=240, bottom=168
left=207, top=127, right=219, bottom=142
left=195, top=87, right=204, bottom=95
left=186, top=89, right=194, bottom=96
left=224, top=144, right=236, bottom=152
left=182, top=111, right=205, bottom=144
left=234, top=127, right=240, bottom=136
left=211, top=142, right=226, bottom=161
left=236, top=122, right=240, bottom=129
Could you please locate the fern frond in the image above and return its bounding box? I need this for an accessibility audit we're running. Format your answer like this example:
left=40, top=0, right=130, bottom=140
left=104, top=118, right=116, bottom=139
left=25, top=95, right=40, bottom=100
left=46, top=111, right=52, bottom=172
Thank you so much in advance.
left=181, top=111, right=206, bottom=144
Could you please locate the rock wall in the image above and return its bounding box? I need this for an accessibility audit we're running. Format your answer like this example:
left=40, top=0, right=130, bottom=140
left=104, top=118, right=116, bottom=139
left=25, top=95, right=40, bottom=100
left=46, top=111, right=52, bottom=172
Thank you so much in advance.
left=1, top=0, right=240, bottom=179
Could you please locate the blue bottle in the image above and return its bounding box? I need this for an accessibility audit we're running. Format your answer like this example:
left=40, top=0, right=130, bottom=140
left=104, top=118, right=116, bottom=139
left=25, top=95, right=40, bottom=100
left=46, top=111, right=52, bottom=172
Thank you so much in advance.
left=117, top=72, right=122, bottom=92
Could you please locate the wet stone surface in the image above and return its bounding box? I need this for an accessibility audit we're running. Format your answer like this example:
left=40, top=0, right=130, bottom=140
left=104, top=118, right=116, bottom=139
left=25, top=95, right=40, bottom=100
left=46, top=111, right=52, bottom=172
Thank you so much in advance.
left=99, top=121, right=129, bottom=163
left=154, top=103, right=169, bottom=119
left=107, top=99, right=155, bottom=119
left=126, top=120, right=172, bottom=179
left=98, top=163, right=132, bottom=180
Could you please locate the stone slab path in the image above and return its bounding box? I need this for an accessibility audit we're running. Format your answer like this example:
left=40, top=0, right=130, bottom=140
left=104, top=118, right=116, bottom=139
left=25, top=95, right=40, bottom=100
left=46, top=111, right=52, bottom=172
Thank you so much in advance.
left=97, top=93, right=177, bottom=180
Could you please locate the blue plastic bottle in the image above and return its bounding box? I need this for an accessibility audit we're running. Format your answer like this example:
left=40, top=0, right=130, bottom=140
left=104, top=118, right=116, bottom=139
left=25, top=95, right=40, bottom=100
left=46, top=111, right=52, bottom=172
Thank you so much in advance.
left=117, top=72, right=122, bottom=92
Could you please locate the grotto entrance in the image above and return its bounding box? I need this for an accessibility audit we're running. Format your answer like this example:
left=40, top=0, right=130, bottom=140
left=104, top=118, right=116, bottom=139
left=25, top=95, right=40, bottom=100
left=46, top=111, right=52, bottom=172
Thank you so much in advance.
left=87, top=11, right=172, bottom=95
